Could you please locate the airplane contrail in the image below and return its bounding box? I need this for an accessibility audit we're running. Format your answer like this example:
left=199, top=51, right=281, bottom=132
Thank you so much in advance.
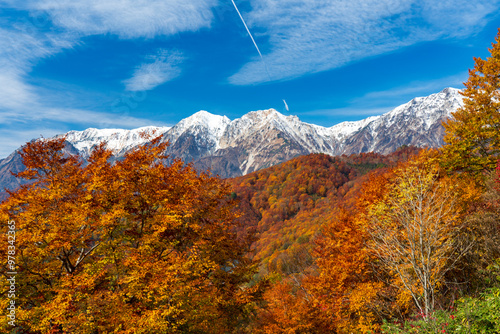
left=230, top=0, right=272, bottom=81
left=283, top=99, right=289, bottom=112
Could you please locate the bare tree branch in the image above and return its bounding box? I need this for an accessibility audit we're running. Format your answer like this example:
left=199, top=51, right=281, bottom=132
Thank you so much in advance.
left=367, top=165, right=472, bottom=318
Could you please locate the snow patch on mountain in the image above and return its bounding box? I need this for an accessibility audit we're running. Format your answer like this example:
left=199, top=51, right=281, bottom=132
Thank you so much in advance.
left=172, top=110, right=230, bottom=137
left=381, top=87, right=463, bottom=130
left=327, top=115, right=381, bottom=141
left=0, top=87, right=468, bottom=198
left=61, top=126, right=171, bottom=158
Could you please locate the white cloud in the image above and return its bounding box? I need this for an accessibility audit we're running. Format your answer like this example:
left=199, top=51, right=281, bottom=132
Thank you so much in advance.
left=229, top=0, right=500, bottom=85
left=0, top=24, right=75, bottom=80
left=0, top=25, right=164, bottom=158
left=0, top=70, right=37, bottom=110
left=7, top=0, right=218, bottom=38
left=123, top=50, right=184, bottom=91
left=0, top=23, right=157, bottom=126
left=419, top=1, right=495, bottom=37
left=0, top=0, right=219, bottom=113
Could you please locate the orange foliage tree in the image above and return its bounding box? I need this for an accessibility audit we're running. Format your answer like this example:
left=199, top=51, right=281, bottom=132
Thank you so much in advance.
left=250, top=279, right=328, bottom=334
left=307, top=208, right=385, bottom=333
left=0, top=136, right=258, bottom=333
left=442, top=28, right=500, bottom=176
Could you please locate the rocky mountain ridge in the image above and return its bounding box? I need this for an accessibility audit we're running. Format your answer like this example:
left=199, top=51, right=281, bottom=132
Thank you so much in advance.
left=0, top=87, right=464, bottom=194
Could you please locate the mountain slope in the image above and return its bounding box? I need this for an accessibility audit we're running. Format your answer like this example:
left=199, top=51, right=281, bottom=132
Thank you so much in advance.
left=60, top=126, right=172, bottom=159
left=160, top=110, right=231, bottom=162
left=339, top=87, right=463, bottom=153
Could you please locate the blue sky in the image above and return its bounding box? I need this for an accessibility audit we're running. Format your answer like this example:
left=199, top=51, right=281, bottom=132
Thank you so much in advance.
left=1, top=0, right=500, bottom=158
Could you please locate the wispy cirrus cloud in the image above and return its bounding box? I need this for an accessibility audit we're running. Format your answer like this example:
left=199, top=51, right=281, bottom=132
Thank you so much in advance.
left=4, top=0, right=218, bottom=38
left=0, top=0, right=217, bottom=92
left=123, top=50, right=184, bottom=91
left=229, top=0, right=500, bottom=85
left=0, top=22, right=158, bottom=157
left=0, top=24, right=76, bottom=114
left=0, top=106, right=161, bottom=129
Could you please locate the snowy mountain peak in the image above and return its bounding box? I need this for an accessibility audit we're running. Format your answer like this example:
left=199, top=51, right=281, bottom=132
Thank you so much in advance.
left=389, top=87, right=462, bottom=116
left=241, top=108, right=281, bottom=121
left=160, top=111, right=232, bottom=154
left=180, top=110, right=230, bottom=126
left=236, top=108, right=304, bottom=131
left=171, top=110, right=230, bottom=137
left=0, top=87, right=469, bottom=197
left=442, top=87, right=460, bottom=94
left=57, top=88, right=464, bottom=160
left=1, top=87, right=465, bottom=184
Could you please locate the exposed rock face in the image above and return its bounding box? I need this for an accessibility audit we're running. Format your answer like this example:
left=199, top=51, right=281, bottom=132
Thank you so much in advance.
left=0, top=88, right=464, bottom=194
left=160, top=111, right=230, bottom=163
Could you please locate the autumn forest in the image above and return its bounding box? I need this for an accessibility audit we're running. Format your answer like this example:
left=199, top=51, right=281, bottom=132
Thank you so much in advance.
left=2, top=30, right=500, bottom=334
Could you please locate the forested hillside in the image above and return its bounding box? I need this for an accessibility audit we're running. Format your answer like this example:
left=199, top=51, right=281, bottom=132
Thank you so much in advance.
left=229, top=148, right=420, bottom=277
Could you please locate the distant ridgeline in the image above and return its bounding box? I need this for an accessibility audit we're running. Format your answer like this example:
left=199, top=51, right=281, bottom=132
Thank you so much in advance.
left=0, top=87, right=462, bottom=199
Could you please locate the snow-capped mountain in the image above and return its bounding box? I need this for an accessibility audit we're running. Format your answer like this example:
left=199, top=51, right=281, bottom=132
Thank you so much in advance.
left=0, top=87, right=464, bottom=195
left=336, top=87, right=464, bottom=154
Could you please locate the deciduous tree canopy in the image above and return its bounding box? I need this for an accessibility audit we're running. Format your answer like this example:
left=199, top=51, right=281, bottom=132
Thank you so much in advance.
left=0, top=136, right=258, bottom=333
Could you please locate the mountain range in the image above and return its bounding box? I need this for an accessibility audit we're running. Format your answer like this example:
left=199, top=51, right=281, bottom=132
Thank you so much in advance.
left=0, top=87, right=464, bottom=195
